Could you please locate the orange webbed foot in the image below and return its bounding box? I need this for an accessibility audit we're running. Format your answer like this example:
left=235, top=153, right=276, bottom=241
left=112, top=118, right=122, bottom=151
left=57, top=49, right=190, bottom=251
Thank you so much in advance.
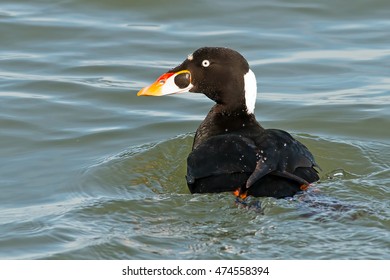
left=233, top=188, right=248, bottom=199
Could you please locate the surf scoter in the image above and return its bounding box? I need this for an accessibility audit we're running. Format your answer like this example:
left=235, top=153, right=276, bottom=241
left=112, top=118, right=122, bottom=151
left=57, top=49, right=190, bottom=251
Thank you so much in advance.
left=137, top=47, right=320, bottom=198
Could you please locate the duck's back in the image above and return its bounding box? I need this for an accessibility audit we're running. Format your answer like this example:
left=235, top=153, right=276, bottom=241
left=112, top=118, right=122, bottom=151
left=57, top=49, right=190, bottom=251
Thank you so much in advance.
left=186, top=111, right=319, bottom=198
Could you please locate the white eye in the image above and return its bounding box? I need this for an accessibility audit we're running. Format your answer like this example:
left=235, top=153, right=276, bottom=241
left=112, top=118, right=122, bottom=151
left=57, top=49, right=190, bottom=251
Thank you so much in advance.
left=202, top=60, right=210, bottom=67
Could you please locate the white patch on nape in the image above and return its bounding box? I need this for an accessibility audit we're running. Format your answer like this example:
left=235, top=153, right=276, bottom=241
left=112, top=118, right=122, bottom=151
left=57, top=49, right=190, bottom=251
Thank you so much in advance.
left=244, top=69, right=257, bottom=114
left=187, top=53, right=193, bottom=61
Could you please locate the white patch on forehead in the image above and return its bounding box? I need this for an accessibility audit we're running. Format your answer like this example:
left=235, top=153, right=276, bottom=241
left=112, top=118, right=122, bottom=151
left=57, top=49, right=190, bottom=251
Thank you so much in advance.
left=244, top=69, right=257, bottom=114
left=187, top=53, right=193, bottom=61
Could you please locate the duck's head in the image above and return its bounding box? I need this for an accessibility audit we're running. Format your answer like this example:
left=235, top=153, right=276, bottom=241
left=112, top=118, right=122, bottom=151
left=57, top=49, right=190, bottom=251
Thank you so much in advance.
left=137, top=47, right=257, bottom=114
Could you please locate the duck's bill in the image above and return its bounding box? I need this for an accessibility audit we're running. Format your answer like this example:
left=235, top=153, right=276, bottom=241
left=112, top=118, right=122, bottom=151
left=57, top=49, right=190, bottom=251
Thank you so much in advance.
left=137, top=70, right=193, bottom=96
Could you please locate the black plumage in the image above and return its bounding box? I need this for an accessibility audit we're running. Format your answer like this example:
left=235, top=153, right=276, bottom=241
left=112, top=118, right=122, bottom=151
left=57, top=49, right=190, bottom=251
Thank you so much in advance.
left=138, top=47, right=320, bottom=198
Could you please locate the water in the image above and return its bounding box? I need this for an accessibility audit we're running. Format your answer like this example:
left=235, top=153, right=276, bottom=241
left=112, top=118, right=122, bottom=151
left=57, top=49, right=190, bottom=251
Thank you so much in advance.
left=0, top=0, right=389, bottom=259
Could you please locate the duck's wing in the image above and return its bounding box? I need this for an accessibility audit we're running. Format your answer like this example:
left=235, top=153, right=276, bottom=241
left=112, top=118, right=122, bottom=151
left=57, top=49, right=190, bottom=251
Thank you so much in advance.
left=186, top=134, right=261, bottom=189
left=186, top=129, right=320, bottom=195
left=265, top=129, right=320, bottom=171
left=246, top=129, right=320, bottom=188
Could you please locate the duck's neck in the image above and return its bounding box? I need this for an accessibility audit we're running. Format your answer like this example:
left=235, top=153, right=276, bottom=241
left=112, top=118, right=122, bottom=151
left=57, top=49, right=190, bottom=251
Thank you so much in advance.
left=215, top=69, right=257, bottom=115
left=192, top=69, right=260, bottom=149
left=192, top=105, right=263, bottom=150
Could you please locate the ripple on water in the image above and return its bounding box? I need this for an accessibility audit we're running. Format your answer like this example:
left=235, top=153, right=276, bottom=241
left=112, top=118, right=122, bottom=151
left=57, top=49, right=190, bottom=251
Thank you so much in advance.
left=1, top=0, right=389, bottom=260
left=45, top=133, right=388, bottom=259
